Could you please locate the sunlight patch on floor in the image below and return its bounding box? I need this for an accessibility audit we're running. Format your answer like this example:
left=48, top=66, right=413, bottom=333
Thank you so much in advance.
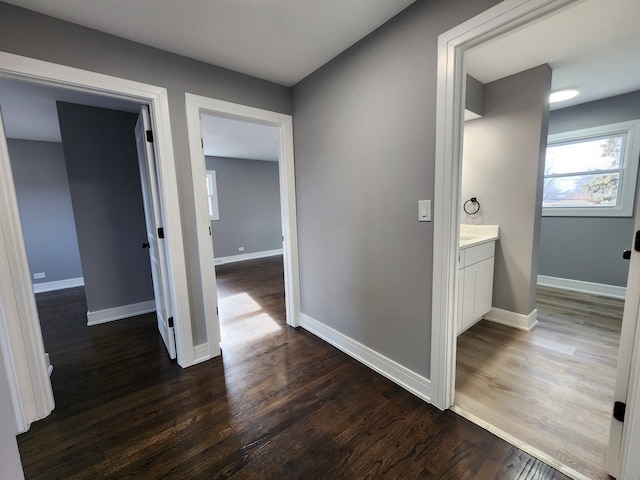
left=219, top=292, right=283, bottom=347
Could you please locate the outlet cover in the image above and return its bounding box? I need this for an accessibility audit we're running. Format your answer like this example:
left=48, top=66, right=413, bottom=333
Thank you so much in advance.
left=238, top=247, right=245, bottom=252
left=33, top=272, right=46, bottom=279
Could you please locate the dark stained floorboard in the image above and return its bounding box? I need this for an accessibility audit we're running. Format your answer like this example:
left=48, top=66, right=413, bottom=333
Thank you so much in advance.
left=18, top=256, right=569, bottom=479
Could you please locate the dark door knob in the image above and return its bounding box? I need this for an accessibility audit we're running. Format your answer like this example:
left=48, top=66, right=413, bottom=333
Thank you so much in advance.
left=141, top=242, right=150, bottom=249
left=623, top=250, right=631, bottom=260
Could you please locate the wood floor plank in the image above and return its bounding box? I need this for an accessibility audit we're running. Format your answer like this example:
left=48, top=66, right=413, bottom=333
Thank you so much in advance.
left=18, top=257, right=569, bottom=479
left=456, top=286, right=622, bottom=480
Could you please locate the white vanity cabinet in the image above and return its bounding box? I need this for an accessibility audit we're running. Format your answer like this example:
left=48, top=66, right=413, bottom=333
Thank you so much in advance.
left=457, top=240, right=495, bottom=335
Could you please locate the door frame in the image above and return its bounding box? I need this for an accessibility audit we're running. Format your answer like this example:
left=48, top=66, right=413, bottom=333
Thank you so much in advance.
left=184, top=93, right=300, bottom=351
left=430, top=0, right=640, bottom=476
left=0, top=51, right=196, bottom=431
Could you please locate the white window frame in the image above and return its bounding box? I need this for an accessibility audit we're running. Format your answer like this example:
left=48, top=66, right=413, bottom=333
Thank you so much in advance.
left=206, top=170, right=220, bottom=220
left=542, top=119, right=640, bottom=217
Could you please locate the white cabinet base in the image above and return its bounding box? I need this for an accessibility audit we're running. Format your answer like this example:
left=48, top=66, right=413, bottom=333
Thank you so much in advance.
left=457, top=240, right=496, bottom=335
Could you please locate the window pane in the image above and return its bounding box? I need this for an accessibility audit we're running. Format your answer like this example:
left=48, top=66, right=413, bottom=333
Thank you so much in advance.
left=543, top=172, right=619, bottom=207
left=545, top=135, right=624, bottom=175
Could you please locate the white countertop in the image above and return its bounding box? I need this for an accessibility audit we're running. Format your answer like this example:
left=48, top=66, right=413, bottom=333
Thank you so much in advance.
left=459, top=224, right=499, bottom=250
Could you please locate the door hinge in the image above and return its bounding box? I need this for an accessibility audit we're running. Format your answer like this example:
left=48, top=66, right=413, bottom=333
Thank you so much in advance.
left=216, top=306, right=219, bottom=316
left=201, top=138, right=204, bottom=148
left=209, top=226, right=211, bottom=236
left=613, top=401, right=626, bottom=422
left=168, top=316, right=174, bottom=328
left=157, top=227, right=165, bottom=239
left=146, top=130, right=154, bottom=143
left=635, top=230, right=640, bottom=252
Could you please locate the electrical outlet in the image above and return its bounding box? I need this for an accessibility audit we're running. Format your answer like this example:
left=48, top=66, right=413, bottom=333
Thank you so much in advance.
left=33, top=272, right=46, bottom=279
left=238, top=246, right=245, bottom=252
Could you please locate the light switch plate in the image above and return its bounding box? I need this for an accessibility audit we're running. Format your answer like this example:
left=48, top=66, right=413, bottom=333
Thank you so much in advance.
left=418, top=200, right=431, bottom=222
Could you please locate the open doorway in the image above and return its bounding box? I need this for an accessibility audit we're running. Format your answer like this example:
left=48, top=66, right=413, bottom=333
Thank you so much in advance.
left=450, top=0, right=640, bottom=477
left=0, top=76, right=180, bottom=405
left=199, top=113, right=287, bottom=351
left=0, top=52, right=198, bottom=434
left=183, top=93, right=300, bottom=363
left=431, top=0, right=640, bottom=479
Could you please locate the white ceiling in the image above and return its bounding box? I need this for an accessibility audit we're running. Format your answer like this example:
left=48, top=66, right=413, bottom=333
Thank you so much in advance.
left=466, top=0, right=640, bottom=110
left=0, top=78, right=140, bottom=142
left=2, top=0, right=640, bottom=154
left=200, top=114, right=279, bottom=162
left=2, top=0, right=417, bottom=87
left=0, top=78, right=279, bottom=161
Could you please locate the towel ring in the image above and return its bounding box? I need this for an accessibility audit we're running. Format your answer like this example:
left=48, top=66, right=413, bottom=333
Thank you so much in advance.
left=463, top=197, right=481, bottom=215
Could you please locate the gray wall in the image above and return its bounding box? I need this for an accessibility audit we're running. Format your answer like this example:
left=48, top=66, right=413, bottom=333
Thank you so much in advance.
left=205, top=156, right=281, bottom=259
left=539, top=90, right=640, bottom=287
left=292, top=0, right=500, bottom=377
left=0, top=1, right=291, bottom=344
left=461, top=65, right=552, bottom=316
left=7, top=139, right=83, bottom=284
left=57, top=102, right=154, bottom=312
left=465, top=75, right=485, bottom=117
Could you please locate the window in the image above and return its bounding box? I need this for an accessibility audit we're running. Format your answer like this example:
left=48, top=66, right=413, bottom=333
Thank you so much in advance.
left=542, top=120, right=640, bottom=217
left=206, top=170, right=219, bottom=220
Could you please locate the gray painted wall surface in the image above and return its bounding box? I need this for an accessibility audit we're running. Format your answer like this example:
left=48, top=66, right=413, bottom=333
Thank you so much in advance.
left=205, top=156, right=281, bottom=259
left=462, top=65, right=552, bottom=316
left=539, top=90, right=640, bottom=287
left=292, top=0, right=500, bottom=377
left=0, top=1, right=291, bottom=344
left=465, top=75, right=484, bottom=117
left=0, top=343, right=25, bottom=480
left=57, top=102, right=154, bottom=312
left=7, top=139, right=83, bottom=284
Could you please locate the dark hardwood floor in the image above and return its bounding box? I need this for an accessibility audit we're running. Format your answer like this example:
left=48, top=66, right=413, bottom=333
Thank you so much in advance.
left=18, top=256, right=569, bottom=479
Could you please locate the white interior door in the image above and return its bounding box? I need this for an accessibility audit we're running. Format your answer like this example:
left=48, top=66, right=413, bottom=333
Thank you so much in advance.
left=607, top=198, right=640, bottom=477
left=135, top=106, right=176, bottom=360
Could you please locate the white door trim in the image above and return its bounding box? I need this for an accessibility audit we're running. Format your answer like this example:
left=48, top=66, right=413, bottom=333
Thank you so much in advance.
left=184, top=93, right=301, bottom=353
left=0, top=51, right=197, bottom=431
left=431, top=0, right=640, bottom=476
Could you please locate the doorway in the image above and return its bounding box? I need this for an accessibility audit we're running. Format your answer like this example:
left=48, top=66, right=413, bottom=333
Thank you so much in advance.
left=184, top=93, right=300, bottom=361
left=431, top=0, right=640, bottom=478
left=0, top=52, right=195, bottom=433
left=200, top=112, right=287, bottom=349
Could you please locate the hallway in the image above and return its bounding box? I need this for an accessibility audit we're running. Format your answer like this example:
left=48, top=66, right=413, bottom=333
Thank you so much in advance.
left=18, top=258, right=568, bottom=479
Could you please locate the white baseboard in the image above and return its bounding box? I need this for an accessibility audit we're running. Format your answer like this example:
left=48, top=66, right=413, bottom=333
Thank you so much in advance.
left=193, top=343, right=212, bottom=365
left=537, top=275, right=626, bottom=300
left=299, top=313, right=432, bottom=403
left=33, top=277, right=84, bottom=294
left=214, top=248, right=283, bottom=266
left=484, top=307, right=538, bottom=331
left=87, top=300, right=155, bottom=326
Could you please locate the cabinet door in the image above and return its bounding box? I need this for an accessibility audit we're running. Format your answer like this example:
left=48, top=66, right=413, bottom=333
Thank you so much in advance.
left=460, top=257, right=494, bottom=333
left=473, top=257, right=494, bottom=320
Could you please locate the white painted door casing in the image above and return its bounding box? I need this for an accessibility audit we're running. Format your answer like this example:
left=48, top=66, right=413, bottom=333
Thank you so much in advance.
left=184, top=93, right=301, bottom=358
left=0, top=104, right=55, bottom=433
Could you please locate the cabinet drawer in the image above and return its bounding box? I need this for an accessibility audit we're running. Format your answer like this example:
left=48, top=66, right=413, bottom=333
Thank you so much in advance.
left=462, top=241, right=495, bottom=267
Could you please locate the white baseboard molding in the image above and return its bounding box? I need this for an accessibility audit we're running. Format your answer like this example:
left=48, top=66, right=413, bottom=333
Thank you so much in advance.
left=193, top=343, right=212, bottom=365
left=537, top=275, right=626, bottom=299
left=299, top=313, right=432, bottom=403
left=87, top=300, right=156, bottom=326
left=484, top=307, right=538, bottom=331
left=33, top=277, right=84, bottom=294
left=214, top=248, right=283, bottom=266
